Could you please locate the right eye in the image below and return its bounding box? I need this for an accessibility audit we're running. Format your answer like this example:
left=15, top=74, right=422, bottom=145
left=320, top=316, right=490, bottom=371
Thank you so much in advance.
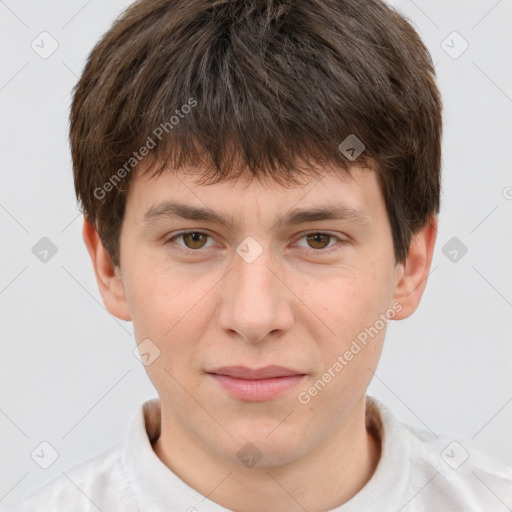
left=166, top=231, right=216, bottom=251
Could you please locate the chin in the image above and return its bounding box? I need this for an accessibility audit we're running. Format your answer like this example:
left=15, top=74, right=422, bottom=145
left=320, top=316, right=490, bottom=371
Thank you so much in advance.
left=213, top=428, right=309, bottom=469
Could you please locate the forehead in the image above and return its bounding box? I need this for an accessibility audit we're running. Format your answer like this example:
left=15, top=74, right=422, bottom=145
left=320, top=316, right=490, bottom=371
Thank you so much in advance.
left=125, top=162, right=385, bottom=229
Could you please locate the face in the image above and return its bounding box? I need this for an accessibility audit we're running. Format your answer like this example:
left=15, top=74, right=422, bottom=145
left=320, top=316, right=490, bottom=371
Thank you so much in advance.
left=114, top=164, right=407, bottom=466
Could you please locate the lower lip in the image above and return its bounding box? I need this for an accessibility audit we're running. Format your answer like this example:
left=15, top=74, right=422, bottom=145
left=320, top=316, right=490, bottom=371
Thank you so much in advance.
left=209, top=374, right=305, bottom=401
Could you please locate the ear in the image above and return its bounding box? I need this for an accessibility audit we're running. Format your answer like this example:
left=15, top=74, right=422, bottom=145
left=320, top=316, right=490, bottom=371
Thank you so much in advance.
left=392, top=215, right=438, bottom=320
left=82, top=216, right=131, bottom=321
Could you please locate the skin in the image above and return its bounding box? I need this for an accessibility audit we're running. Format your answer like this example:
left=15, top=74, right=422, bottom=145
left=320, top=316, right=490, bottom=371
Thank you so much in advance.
left=83, top=162, right=437, bottom=512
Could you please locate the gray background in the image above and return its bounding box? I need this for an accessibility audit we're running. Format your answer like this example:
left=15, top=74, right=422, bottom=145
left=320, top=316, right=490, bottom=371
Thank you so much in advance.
left=1, top=0, right=511, bottom=508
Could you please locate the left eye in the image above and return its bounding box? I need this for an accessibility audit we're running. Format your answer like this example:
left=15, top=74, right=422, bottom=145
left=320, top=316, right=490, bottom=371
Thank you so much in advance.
left=296, top=233, right=339, bottom=250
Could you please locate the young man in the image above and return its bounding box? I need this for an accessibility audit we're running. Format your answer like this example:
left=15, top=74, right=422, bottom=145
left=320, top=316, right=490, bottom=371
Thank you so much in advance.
left=11, top=0, right=512, bottom=510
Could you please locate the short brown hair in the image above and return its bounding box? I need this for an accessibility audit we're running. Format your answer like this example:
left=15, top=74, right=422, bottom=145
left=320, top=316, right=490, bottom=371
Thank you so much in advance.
left=70, top=0, right=442, bottom=267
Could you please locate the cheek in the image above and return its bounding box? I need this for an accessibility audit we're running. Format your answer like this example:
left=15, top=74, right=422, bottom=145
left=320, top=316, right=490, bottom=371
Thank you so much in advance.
left=299, top=267, right=393, bottom=367
left=126, top=266, right=219, bottom=397
left=123, top=258, right=218, bottom=345
left=306, top=272, right=389, bottom=331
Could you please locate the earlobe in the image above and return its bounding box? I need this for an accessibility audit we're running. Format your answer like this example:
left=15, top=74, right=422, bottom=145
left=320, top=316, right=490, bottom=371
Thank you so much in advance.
left=82, top=216, right=132, bottom=321
left=392, top=215, right=438, bottom=320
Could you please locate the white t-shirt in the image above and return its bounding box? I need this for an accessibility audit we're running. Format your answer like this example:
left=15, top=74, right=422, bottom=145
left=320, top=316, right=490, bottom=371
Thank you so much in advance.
left=8, top=396, right=512, bottom=512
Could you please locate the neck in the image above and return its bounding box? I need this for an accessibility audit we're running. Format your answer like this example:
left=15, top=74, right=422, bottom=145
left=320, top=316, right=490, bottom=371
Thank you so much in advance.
left=153, top=397, right=381, bottom=512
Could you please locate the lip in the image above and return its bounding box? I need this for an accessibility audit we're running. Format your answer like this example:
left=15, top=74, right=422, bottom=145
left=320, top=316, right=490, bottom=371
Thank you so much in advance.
left=207, top=366, right=306, bottom=402
left=208, top=365, right=303, bottom=379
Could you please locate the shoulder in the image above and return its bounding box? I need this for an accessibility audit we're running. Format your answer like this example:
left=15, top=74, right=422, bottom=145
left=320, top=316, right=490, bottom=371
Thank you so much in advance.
left=399, top=421, right=512, bottom=511
left=9, top=443, right=137, bottom=512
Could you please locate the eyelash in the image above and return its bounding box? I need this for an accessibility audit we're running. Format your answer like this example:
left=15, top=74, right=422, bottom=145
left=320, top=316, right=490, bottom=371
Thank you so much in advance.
left=165, top=230, right=346, bottom=256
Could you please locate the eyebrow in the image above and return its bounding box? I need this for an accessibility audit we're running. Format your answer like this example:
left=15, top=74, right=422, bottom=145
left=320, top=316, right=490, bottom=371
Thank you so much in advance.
left=141, top=201, right=372, bottom=230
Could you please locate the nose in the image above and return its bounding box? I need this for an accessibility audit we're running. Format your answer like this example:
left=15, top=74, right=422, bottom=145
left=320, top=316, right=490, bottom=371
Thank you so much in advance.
left=216, top=246, right=294, bottom=344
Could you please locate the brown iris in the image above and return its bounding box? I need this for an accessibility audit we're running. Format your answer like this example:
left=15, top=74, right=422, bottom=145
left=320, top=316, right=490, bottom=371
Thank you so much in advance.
left=306, top=233, right=331, bottom=249
left=182, top=232, right=208, bottom=249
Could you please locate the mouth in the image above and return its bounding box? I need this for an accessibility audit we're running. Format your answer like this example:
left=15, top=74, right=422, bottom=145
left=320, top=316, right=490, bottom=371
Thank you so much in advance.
left=206, top=365, right=306, bottom=401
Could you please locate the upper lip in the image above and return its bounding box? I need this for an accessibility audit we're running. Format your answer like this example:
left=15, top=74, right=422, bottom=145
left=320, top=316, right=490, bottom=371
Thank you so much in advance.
left=208, top=365, right=305, bottom=380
